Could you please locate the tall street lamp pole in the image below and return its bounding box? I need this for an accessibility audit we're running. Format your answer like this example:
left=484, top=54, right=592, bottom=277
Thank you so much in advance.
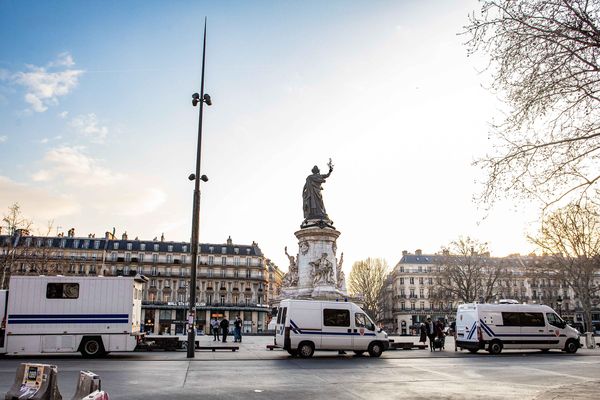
left=187, top=17, right=212, bottom=358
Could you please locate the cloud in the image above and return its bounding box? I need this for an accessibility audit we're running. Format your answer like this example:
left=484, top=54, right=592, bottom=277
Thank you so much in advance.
left=0, top=175, right=80, bottom=220
left=69, top=113, right=108, bottom=143
left=58, top=111, right=69, bottom=119
left=32, top=145, right=123, bottom=186
left=0, top=135, right=6, bottom=143
left=12, top=53, right=83, bottom=112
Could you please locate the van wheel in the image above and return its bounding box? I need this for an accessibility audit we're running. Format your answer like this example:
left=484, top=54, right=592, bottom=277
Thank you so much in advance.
left=488, top=340, right=503, bottom=355
left=298, top=342, right=314, bottom=358
left=368, top=342, right=383, bottom=357
left=564, top=339, right=579, bottom=354
left=353, top=351, right=365, bottom=356
left=80, top=337, right=105, bottom=358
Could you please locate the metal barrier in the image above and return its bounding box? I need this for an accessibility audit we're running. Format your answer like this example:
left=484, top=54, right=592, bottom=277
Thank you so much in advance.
left=4, top=363, right=62, bottom=400
left=4, top=366, right=108, bottom=400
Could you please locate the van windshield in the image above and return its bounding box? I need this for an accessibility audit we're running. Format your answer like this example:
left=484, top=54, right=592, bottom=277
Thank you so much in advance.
left=546, top=312, right=565, bottom=328
left=355, top=313, right=375, bottom=331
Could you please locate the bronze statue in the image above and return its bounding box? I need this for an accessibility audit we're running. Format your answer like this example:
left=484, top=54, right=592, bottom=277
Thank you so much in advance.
left=302, top=159, right=333, bottom=224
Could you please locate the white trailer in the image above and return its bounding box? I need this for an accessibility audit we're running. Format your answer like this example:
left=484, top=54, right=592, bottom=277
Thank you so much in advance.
left=0, top=275, right=147, bottom=357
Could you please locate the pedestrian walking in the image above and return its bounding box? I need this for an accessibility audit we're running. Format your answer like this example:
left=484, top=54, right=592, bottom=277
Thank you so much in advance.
left=211, top=317, right=220, bottom=341
left=220, top=316, right=230, bottom=343
left=233, top=315, right=242, bottom=343
left=419, top=322, right=427, bottom=345
left=426, top=317, right=436, bottom=351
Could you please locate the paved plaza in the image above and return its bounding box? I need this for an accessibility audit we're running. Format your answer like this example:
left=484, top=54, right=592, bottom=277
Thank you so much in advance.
left=0, top=336, right=598, bottom=399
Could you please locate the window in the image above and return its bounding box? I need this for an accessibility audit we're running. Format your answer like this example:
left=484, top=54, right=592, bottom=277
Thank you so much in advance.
left=410, top=289, right=415, bottom=298
left=167, top=255, right=172, bottom=263
left=111, top=252, right=117, bottom=262
left=221, top=257, right=226, bottom=266
left=400, top=266, right=404, bottom=272
left=400, top=278, right=404, bottom=284
left=546, top=313, right=565, bottom=328
left=246, top=270, right=251, bottom=278
left=182, top=245, right=187, bottom=252
left=154, top=244, right=159, bottom=251
left=419, top=289, right=424, bottom=298
left=234, top=257, right=240, bottom=266
left=208, top=256, right=214, bottom=265
left=220, top=269, right=226, bottom=278
left=181, top=255, right=186, bottom=264
left=152, top=254, right=158, bottom=263
left=127, top=243, right=132, bottom=250
left=501, top=312, right=521, bottom=326
left=400, top=302, right=405, bottom=310
left=140, top=243, right=146, bottom=251
left=520, top=312, right=545, bottom=327
left=113, top=243, right=119, bottom=250
left=429, top=278, right=433, bottom=285
left=323, top=308, right=350, bottom=327
left=221, top=247, right=227, bottom=254
left=208, top=269, right=213, bottom=277
left=418, top=266, right=422, bottom=272
left=419, top=277, right=424, bottom=285
left=246, top=258, right=251, bottom=266
left=409, top=277, right=414, bottom=285
left=60, top=239, right=66, bottom=248
left=94, top=240, right=100, bottom=249
left=47, top=283, right=79, bottom=299
left=139, top=253, right=144, bottom=262
left=420, top=301, right=425, bottom=310
left=125, top=253, right=131, bottom=262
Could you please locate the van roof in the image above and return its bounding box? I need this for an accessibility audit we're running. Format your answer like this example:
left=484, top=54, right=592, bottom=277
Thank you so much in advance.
left=458, top=303, right=555, bottom=312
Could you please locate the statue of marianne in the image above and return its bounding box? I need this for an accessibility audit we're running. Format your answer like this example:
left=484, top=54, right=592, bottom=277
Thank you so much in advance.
left=302, top=159, right=333, bottom=222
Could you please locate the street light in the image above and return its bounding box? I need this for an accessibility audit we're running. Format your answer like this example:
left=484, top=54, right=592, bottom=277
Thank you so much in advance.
left=556, top=295, right=563, bottom=318
left=187, top=17, right=212, bottom=359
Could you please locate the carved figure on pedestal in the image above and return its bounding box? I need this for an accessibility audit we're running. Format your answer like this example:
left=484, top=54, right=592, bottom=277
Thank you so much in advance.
left=336, top=252, right=345, bottom=290
left=299, top=241, right=309, bottom=255
left=310, top=253, right=335, bottom=286
left=302, top=159, right=334, bottom=225
left=282, top=246, right=299, bottom=287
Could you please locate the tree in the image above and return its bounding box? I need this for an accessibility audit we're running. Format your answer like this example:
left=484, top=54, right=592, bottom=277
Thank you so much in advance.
left=348, top=258, right=389, bottom=319
left=465, top=1, right=600, bottom=207
left=432, top=237, right=511, bottom=303
left=1, top=203, right=33, bottom=289
left=529, top=202, right=600, bottom=331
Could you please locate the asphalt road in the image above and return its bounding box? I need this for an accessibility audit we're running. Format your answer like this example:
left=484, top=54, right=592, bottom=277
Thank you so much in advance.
left=1, top=336, right=599, bottom=399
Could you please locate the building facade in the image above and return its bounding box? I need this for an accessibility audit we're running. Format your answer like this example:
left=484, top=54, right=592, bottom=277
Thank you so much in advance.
left=1, top=230, right=282, bottom=334
left=382, top=249, right=600, bottom=335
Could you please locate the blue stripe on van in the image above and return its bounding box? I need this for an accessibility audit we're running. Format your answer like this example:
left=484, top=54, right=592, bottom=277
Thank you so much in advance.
left=479, top=320, right=495, bottom=337
left=8, top=313, right=129, bottom=324
left=466, top=322, right=477, bottom=340
left=9, top=314, right=128, bottom=319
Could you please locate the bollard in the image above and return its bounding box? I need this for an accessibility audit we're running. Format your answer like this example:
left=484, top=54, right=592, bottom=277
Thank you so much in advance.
left=584, top=332, right=596, bottom=349
left=4, top=363, right=62, bottom=400
left=79, top=391, right=109, bottom=400
left=70, top=371, right=103, bottom=400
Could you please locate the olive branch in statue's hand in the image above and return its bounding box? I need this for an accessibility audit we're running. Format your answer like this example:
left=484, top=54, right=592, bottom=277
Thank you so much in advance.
left=327, top=158, right=334, bottom=172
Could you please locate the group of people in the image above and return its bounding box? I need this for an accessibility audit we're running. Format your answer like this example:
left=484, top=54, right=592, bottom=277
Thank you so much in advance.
left=419, top=317, right=446, bottom=351
left=210, top=315, right=243, bottom=343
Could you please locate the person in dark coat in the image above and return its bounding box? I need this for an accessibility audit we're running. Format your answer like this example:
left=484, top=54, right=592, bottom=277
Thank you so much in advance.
left=220, top=317, right=230, bottom=343
left=426, top=318, right=436, bottom=351
left=419, top=322, right=427, bottom=344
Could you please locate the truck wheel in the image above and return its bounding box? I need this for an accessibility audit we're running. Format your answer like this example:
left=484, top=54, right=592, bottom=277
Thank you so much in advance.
left=564, top=339, right=579, bottom=354
left=298, top=342, right=314, bottom=358
left=488, top=340, right=503, bottom=355
left=468, top=348, right=479, bottom=354
left=80, top=337, right=105, bottom=358
left=368, top=342, right=383, bottom=357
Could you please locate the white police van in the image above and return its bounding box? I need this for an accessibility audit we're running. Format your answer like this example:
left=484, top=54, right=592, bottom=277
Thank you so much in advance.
left=273, top=299, right=389, bottom=358
left=455, top=302, right=581, bottom=354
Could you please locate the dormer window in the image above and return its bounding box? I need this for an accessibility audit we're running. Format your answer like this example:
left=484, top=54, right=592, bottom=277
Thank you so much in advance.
left=127, top=243, right=132, bottom=250
left=73, top=240, right=80, bottom=248
left=140, top=243, right=146, bottom=251
left=113, top=243, right=119, bottom=250
left=168, top=245, right=173, bottom=252
left=221, top=247, right=226, bottom=254
left=154, top=244, right=159, bottom=251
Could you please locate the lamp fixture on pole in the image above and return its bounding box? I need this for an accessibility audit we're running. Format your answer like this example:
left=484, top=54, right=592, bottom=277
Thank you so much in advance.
left=187, top=17, right=212, bottom=359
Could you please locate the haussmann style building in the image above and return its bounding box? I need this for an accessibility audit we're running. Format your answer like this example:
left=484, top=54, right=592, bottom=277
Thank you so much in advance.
left=0, top=229, right=283, bottom=335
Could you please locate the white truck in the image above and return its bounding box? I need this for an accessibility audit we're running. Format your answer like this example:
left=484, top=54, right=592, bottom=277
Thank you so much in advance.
left=0, top=275, right=147, bottom=357
left=273, top=299, right=389, bottom=358
left=455, top=302, right=581, bottom=354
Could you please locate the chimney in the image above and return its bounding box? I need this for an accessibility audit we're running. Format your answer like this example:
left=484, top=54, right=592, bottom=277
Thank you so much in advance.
left=68, top=228, right=75, bottom=237
left=161, top=233, right=165, bottom=242
left=442, top=249, right=449, bottom=256
left=415, top=249, right=422, bottom=256
left=402, top=250, right=408, bottom=256
left=227, top=236, right=233, bottom=246
left=122, top=231, right=128, bottom=240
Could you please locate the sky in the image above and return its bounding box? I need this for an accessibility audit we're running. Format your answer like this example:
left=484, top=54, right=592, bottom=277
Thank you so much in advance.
left=0, top=0, right=544, bottom=275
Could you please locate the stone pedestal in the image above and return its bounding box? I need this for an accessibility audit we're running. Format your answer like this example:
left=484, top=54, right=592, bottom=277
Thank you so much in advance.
left=281, top=224, right=347, bottom=300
